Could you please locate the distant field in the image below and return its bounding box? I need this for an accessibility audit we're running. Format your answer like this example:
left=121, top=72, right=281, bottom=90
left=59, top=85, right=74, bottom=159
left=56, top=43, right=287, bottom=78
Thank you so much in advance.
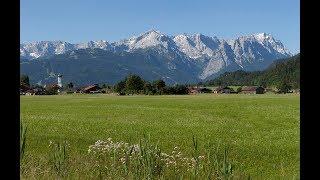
left=20, top=94, right=300, bottom=178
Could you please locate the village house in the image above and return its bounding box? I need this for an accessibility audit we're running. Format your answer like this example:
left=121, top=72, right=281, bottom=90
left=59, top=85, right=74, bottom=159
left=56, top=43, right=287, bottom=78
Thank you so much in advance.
left=74, top=88, right=83, bottom=93
left=240, top=86, right=265, bottom=94
left=188, top=87, right=199, bottom=95
left=213, top=86, right=234, bottom=94
left=188, top=86, right=212, bottom=95
left=82, top=84, right=101, bottom=94
left=24, top=86, right=45, bottom=96
left=25, top=89, right=34, bottom=96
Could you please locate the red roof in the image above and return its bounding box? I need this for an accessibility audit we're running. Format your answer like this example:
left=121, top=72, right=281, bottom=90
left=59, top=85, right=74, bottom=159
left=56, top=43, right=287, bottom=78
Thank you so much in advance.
left=83, top=84, right=99, bottom=91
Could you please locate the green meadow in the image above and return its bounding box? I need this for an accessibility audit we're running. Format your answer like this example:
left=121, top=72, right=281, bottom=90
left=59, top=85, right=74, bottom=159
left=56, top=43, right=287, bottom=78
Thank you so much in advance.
left=20, top=94, right=300, bottom=179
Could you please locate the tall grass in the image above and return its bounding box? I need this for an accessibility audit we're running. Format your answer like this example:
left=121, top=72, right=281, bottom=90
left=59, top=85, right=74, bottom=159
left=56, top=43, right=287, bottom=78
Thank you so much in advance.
left=85, top=135, right=246, bottom=179
left=20, top=123, right=27, bottom=162
left=48, top=141, right=69, bottom=177
left=21, top=133, right=249, bottom=179
left=21, top=94, right=300, bottom=178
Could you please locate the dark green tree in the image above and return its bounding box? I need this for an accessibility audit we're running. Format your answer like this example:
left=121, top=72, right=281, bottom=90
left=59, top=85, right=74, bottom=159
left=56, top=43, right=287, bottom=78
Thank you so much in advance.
left=67, top=82, right=74, bottom=89
left=216, top=79, right=222, bottom=86
left=199, top=88, right=212, bottom=93
left=197, top=81, right=204, bottom=86
left=277, top=81, right=292, bottom=94
left=259, top=80, right=267, bottom=88
left=163, top=86, right=176, bottom=94
left=143, top=82, right=154, bottom=95
left=45, top=85, right=59, bottom=95
left=173, top=85, right=189, bottom=95
left=20, top=75, right=30, bottom=86
left=114, top=80, right=126, bottom=95
left=152, top=79, right=166, bottom=94
left=125, top=75, right=144, bottom=94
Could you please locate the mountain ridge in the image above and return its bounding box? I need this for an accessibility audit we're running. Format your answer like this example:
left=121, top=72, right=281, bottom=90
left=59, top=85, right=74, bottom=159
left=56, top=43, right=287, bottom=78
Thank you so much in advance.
left=20, top=30, right=293, bottom=85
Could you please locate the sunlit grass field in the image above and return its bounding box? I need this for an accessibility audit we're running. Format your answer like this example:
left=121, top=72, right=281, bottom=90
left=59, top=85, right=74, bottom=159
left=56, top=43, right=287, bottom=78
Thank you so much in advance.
left=20, top=94, right=300, bottom=178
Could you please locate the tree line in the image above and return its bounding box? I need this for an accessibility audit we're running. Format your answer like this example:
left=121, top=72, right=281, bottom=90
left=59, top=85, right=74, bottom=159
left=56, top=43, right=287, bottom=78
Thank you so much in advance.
left=20, top=74, right=190, bottom=95
left=114, top=75, right=189, bottom=95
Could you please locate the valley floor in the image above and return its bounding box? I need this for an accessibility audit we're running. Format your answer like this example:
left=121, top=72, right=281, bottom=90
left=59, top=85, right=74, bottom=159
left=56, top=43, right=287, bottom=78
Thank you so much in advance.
left=20, top=94, right=300, bottom=178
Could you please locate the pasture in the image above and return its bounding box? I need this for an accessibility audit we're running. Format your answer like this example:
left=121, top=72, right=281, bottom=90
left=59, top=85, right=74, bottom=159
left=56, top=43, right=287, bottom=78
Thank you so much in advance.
left=20, top=94, right=300, bottom=178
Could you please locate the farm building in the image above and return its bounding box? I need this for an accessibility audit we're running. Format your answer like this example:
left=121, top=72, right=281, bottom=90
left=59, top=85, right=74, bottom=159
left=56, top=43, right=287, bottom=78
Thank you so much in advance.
left=188, top=87, right=212, bottom=94
left=188, top=87, right=200, bottom=95
left=24, top=87, right=45, bottom=96
left=33, top=86, right=45, bottom=95
left=25, top=90, right=34, bottom=96
left=74, top=88, right=83, bottom=93
left=241, top=86, right=265, bottom=94
left=213, top=86, right=234, bottom=94
left=82, top=84, right=101, bottom=93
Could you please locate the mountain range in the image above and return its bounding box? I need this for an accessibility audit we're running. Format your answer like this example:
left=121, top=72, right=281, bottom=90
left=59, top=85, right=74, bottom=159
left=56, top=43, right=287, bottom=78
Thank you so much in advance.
left=20, top=30, right=292, bottom=85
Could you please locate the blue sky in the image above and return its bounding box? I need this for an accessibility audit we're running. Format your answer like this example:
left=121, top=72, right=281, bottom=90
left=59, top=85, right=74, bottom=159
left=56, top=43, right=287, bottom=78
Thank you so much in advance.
left=21, top=0, right=300, bottom=53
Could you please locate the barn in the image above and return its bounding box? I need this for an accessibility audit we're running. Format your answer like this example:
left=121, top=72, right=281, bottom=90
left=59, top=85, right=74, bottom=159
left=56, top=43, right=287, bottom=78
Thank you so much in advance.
left=241, top=86, right=265, bottom=94
left=188, top=87, right=212, bottom=95
left=188, top=87, right=200, bottom=95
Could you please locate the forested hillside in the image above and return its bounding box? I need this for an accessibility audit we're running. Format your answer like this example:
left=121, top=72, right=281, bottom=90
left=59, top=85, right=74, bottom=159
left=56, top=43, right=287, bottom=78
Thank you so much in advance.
left=205, top=54, right=300, bottom=88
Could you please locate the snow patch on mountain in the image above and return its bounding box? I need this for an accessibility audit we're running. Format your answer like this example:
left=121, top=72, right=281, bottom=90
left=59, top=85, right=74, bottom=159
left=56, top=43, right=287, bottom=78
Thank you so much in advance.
left=75, top=40, right=111, bottom=50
